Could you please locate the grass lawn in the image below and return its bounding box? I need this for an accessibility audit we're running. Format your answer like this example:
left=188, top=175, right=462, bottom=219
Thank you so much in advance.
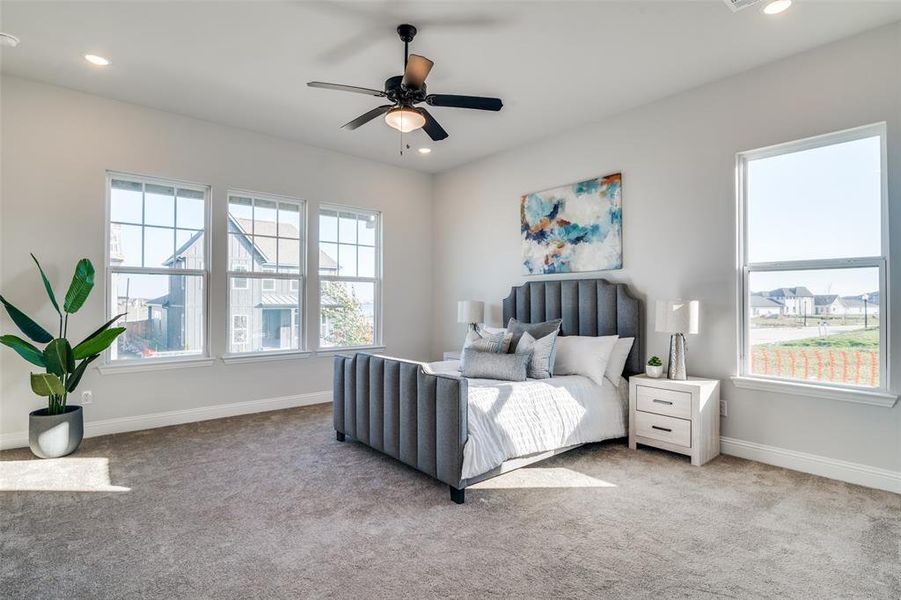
left=750, top=328, right=880, bottom=386
left=768, top=328, right=879, bottom=349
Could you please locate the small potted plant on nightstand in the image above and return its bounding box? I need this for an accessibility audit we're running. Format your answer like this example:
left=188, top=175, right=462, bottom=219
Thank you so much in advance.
left=646, top=356, right=664, bottom=378
left=0, top=255, right=126, bottom=458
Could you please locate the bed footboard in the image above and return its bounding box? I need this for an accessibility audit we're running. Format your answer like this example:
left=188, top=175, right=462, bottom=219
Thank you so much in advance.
left=333, top=354, right=469, bottom=501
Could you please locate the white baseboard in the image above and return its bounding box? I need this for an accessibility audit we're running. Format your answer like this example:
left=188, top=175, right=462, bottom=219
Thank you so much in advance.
left=721, top=436, right=900, bottom=495
left=0, top=390, right=331, bottom=451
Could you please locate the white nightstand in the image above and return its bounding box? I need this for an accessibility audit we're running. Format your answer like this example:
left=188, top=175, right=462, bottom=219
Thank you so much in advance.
left=628, top=375, right=720, bottom=466
left=443, top=351, right=461, bottom=361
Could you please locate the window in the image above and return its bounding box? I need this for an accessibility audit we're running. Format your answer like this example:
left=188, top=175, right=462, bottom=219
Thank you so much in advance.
left=227, top=191, right=304, bottom=354
left=106, top=173, right=209, bottom=362
left=318, top=206, right=381, bottom=348
left=738, top=124, right=888, bottom=392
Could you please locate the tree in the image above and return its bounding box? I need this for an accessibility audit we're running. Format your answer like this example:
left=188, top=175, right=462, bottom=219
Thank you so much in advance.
left=320, top=282, right=373, bottom=347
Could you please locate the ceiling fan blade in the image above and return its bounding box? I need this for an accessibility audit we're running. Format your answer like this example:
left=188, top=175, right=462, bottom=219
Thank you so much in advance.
left=342, top=105, right=396, bottom=130
left=417, top=108, right=449, bottom=141
left=402, top=54, right=434, bottom=89
left=307, top=81, right=386, bottom=97
left=426, top=94, right=502, bottom=111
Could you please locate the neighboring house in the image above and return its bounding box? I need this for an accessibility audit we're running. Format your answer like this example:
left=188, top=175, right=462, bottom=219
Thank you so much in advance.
left=813, top=294, right=844, bottom=315
left=750, top=294, right=783, bottom=317
left=839, top=296, right=879, bottom=316
left=761, top=287, right=815, bottom=316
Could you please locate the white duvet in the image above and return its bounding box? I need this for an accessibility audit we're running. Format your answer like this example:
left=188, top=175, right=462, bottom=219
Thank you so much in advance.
left=427, top=360, right=628, bottom=480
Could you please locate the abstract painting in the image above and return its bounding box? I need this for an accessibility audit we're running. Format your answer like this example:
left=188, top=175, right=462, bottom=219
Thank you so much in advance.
left=521, top=173, right=622, bottom=275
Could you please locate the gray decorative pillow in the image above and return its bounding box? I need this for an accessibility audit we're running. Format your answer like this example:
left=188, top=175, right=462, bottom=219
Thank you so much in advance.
left=461, top=326, right=512, bottom=356
left=506, top=317, right=562, bottom=352
left=461, top=348, right=529, bottom=381
left=514, top=330, right=558, bottom=379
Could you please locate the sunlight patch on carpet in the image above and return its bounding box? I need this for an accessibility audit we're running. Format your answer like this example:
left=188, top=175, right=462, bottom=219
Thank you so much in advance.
left=469, top=467, right=617, bottom=489
left=0, top=457, right=131, bottom=492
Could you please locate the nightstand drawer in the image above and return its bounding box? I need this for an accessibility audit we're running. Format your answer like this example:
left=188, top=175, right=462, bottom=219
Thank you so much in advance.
left=636, top=385, right=691, bottom=419
left=635, top=411, right=691, bottom=448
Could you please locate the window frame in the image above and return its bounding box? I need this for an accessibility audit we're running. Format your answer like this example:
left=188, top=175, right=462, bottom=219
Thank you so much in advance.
left=317, top=203, right=383, bottom=351
left=735, top=123, right=893, bottom=403
left=103, top=171, right=212, bottom=367
left=225, top=189, right=307, bottom=358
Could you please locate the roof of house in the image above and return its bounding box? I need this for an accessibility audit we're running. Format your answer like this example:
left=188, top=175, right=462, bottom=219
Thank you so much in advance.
left=164, top=214, right=339, bottom=270
left=839, top=296, right=867, bottom=308
left=813, top=294, right=840, bottom=306
left=764, top=287, right=814, bottom=298
left=750, top=294, right=783, bottom=308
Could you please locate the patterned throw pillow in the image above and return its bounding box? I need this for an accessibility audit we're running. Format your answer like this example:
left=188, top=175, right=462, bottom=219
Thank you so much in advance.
left=461, top=348, right=529, bottom=381
left=506, top=318, right=562, bottom=352
left=514, top=330, right=559, bottom=379
left=461, top=325, right=512, bottom=356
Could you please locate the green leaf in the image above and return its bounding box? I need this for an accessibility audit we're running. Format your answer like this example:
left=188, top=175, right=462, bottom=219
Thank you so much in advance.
left=73, top=327, right=126, bottom=360
left=0, top=294, right=53, bottom=343
left=75, top=313, right=126, bottom=351
left=0, top=335, right=47, bottom=367
left=67, top=354, right=99, bottom=392
left=63, top=259, right=95, bottom=314
left=43, top=338, right=75, bottom=376
left=31, top=372, right=65, bottom=397
left=31, top=254, right=61, bottom=317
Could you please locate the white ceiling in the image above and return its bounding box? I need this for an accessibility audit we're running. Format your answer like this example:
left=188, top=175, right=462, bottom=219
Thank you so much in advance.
left=2, top=1, right=900, bottom=173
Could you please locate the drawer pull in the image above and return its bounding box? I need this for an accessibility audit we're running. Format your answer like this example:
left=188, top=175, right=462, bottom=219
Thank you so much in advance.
left=651, top=425, right=672, bottom=432
left=652, top=399, right=673, bottom=405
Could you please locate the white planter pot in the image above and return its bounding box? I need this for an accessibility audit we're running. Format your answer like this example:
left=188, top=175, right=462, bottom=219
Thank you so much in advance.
left=645, top=364, right=664, bottom=378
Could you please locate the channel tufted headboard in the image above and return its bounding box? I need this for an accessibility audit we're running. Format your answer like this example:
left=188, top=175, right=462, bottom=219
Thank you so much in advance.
left=501, top=278, right=643, bottom=377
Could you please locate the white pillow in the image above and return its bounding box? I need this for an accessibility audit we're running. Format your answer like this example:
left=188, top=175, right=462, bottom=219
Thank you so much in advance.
left=604, top=337, right=635, bottom=387
left=553, top=335, right=619, bottom=387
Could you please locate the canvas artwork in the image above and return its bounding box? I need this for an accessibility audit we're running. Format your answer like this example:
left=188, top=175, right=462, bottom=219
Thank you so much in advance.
left=521, top=173, right=623, bottom=275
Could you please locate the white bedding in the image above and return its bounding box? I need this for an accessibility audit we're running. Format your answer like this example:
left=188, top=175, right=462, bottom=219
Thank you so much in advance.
left=427, top=360, right=628, bottom=480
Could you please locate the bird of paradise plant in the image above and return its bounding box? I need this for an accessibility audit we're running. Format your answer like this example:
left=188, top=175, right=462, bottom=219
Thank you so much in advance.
left=0, top=255, right=126, bottom=414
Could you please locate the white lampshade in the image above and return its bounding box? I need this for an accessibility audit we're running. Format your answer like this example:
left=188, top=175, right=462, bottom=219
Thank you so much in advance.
left=384, top=107, right=426, bottom=133
left=457, top=300, right=485, bottom=324
left=655, top=300, right=699, bottom=334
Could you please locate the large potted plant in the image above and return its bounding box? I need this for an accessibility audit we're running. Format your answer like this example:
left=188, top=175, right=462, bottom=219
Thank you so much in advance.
left=0, top=255, right=125, bottom=458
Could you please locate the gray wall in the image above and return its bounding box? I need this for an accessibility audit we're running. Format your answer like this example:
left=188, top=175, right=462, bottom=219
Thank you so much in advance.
left=0, top=76, right=433, bottom=437
left=431, top=23, right=901, bottom=472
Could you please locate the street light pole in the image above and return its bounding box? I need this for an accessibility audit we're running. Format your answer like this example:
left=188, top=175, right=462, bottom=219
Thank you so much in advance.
left=862, top=295, right=868, bottom=329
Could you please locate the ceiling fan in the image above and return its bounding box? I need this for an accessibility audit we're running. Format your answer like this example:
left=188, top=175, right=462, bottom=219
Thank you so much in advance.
left=307, top=24, right=503, bottom=141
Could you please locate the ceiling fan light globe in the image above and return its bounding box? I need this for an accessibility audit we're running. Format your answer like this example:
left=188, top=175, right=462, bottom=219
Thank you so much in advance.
left=384, top=108, right=425, bottom=133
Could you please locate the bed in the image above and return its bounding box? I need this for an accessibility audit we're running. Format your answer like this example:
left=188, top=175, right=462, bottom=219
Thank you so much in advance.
left=332, top=278, right=643, bottom=503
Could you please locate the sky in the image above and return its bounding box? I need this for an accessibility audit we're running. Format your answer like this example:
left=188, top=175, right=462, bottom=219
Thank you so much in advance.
left=747, top=134, right=882, bottom=297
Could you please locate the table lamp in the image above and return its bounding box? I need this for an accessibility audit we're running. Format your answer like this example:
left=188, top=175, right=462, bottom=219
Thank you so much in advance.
left=655, top=299, right=699, bottom=380
left=457, top=300, right=485, bottom=333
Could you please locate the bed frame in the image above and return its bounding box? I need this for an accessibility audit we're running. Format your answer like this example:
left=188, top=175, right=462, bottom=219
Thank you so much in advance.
left=333, top=278, right=642, bottom=504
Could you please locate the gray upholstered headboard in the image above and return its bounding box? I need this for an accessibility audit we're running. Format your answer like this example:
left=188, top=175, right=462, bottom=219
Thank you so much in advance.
left=501, top=278, right=643, bottom=377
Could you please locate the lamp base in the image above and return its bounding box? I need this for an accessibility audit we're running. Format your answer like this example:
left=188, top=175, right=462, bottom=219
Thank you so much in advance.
left=668, top=333, right=687, bottom=380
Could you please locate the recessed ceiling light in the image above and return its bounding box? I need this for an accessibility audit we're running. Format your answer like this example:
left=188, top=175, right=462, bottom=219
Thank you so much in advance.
left=0, top=33, right=20, bottom=48
left=418, top=147, right=431, bottom=154
left=763, top=0, right=791, bottom=15
left=84, top=54, right=111, bottom=66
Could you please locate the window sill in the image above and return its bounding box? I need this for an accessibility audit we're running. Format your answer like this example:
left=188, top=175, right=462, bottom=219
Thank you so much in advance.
left=730, top=376, right=897, bottom=407
left=221, top=351, right=312, bottom=365
left=98, top=357, right=215, bottom=375
left=314, top=345, right=386, bottom=357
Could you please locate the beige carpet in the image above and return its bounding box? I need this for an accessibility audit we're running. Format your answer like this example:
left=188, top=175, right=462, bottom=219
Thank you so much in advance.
left=1, top=403, right=898, bottom=599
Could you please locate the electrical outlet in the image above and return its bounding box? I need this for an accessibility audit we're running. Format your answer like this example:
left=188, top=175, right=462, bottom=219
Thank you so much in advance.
left=81, top=390, right=93, bottom=405
left=720, top=399, right=727, bottom=417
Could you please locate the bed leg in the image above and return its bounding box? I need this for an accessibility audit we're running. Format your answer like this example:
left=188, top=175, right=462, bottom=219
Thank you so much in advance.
left=336, top=431, right=346, bottom=442
left=449, top=486, right=465, bottom=504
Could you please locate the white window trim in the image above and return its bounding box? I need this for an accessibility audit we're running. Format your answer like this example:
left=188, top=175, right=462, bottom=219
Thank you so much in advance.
left=225, top=189, right=306, bottom=357
left=735, top=123, right=894, bottom=406
left=103, top=171, right=212, bottom=369
left=317, top=203, right=383, bottom=350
